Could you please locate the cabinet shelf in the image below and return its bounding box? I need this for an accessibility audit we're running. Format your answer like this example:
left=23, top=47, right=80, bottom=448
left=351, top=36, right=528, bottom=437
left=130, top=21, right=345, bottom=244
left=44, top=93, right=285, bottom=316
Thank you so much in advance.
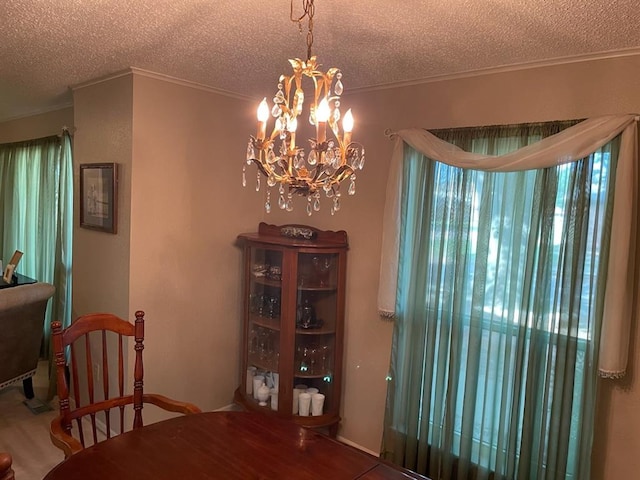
left=238, top=223, right=348, bottom=437
left=247, top=356, right=279, bottom=373
left=250, top=315, right=281, bottom=331
left=297, top=284, right=337, bottom=292
left=296, top=327, right=335, bottom=335
left=252, top=277, right=282, bottom=288
left=294, top=372, right=332, bottom=379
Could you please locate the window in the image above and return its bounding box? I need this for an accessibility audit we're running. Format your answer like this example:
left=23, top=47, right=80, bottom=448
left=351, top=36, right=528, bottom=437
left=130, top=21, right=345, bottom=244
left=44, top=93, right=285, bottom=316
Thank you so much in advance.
left=382, top=123, right=617, bottom=480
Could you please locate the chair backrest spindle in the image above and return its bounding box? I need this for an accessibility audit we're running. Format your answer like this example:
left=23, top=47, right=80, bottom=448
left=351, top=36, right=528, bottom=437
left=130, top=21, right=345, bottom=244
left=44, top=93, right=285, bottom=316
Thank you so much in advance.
left=132, top=311, right=145, bottom=429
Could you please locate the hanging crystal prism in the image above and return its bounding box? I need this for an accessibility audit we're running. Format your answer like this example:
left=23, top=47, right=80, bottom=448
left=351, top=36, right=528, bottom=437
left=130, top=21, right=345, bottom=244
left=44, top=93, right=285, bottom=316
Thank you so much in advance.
left=267, top=148, right=277, bottom=164
left=286, top=193, right=294, bottom=212
left=242, top=165, right=247, bottom=187
left=246, top=141, right=255, bottom=163
left=334, top=72, right=343, bottom=95
left=358, top=149, right=366, bottom=169
left=308, top=149, right=317, bottom=166
left=255, top=172, right=261, bottom=191
left=276, top=117, right=287, bottom=139
left=267, top=174, right=277, bottom=187
left=313, top=195, right=321, bottom=211
left=326, top=148, right=335, bottom=165
left=333, top=196, right=341, bottom=212
left=306, top=197, right=313, bottom=216
left=348, top=174, right=356, bottom=195
left=265, top=190, right=271, bottom=213
left=278, top=194, right=286, bottom=209
left=333, top=108, right=341, bottom=123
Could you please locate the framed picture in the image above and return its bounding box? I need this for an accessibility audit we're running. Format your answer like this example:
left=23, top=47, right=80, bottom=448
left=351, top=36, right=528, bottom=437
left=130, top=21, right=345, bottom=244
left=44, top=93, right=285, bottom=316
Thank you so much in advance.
left=80, top=163, right=118, bottom=233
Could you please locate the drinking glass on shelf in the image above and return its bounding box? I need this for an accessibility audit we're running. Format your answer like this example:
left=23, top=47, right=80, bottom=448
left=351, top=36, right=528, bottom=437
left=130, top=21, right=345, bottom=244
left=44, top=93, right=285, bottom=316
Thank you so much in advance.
left=258, top=329, right=270, bottom=360
left=312, top=256, right=333, bottom=286
left=321, top=344, right=331, bottom=371
left=311, top=393, right=325, bottom=416
left=300, top=346, right=310, bottom=373
left=298, top=392, right=311, bottom=416
left=308, top=344, right=319, bottom=375
left=248, top=326, right=258, bottom=355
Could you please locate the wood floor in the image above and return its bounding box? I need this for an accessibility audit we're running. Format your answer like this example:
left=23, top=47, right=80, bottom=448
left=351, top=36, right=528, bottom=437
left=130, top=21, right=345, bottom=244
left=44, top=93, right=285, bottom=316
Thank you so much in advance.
left=0, top=361, right=64, bottom=479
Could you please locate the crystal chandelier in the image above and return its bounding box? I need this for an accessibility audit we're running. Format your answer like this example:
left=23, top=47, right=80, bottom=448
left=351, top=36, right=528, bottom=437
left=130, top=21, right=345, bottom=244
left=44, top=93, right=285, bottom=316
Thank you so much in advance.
left=243, top=0, right=365, bottom=216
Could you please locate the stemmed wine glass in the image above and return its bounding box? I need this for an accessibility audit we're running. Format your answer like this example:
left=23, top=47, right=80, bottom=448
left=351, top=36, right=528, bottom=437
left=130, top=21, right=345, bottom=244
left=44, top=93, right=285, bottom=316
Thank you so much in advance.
left=312, top=256, right=333, bottom=287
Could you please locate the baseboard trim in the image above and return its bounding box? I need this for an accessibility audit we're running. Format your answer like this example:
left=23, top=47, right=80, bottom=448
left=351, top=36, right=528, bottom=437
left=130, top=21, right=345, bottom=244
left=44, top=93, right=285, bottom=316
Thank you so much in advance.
left=337, top=435, right=379, bottom=457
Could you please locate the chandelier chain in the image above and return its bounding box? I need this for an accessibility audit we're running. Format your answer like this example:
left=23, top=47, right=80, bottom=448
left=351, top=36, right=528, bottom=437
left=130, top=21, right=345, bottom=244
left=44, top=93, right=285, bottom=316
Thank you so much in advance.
left=290, top=0, right=315, bottom=60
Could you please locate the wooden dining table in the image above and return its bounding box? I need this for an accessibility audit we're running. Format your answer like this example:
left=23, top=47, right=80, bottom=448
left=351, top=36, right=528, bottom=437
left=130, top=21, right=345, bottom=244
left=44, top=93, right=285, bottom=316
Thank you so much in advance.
left=43, top=411, right=428, bottom=479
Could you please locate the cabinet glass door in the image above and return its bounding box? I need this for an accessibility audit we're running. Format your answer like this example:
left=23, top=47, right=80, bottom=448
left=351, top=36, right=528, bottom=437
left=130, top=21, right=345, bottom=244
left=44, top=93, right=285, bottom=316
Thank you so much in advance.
left=293, top=252, right=339, bottom=417
left=245, top=248, right=282, bottom=407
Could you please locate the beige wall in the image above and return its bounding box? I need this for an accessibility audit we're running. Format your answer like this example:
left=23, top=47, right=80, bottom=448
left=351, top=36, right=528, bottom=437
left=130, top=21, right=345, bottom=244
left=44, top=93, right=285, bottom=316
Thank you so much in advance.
left=72, top=74, right=133, bottom=319
left=5, top=52, right=640, bottom=479
left=128, top=73, right=262, bottom=415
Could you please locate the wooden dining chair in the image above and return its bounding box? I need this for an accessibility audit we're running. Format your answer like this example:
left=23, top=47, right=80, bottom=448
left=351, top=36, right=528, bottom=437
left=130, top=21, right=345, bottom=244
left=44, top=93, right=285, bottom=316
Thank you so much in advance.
left=0, top=452, right=14, bottom=480
left=49, top=311, right=202, bottom=458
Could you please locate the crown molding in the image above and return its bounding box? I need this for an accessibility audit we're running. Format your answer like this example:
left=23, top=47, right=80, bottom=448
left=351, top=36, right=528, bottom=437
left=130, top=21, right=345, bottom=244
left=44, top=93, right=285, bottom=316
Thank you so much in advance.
left=350, top=47, right=640, bottom=93
left=129, top=67, right=254, bottom=102
left=0, top=102, right=74, bottom=123
left=71, top=67, right=254, bottom=102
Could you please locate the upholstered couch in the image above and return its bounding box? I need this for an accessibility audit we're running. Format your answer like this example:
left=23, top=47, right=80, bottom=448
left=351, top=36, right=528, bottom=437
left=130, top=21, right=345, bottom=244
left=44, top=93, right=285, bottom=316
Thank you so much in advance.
left=0, top=282, right=55, bottom=398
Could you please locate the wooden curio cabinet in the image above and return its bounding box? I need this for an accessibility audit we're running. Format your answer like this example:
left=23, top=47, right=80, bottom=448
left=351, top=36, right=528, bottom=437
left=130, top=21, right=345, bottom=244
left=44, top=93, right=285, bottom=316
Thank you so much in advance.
left=234, top=223, right=348, bottom=436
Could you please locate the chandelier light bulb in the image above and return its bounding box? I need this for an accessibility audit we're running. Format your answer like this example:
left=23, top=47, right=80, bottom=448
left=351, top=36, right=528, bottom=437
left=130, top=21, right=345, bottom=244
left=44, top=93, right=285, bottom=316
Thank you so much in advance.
left=256, top=98, right=269, bottom=139
left=343, top=109, right=354, bottom=133
left=316, top=98, right=330, bottom=122
left=343, top=109, right=353, bottom=145
left=257, top=98, right=270, bottom=122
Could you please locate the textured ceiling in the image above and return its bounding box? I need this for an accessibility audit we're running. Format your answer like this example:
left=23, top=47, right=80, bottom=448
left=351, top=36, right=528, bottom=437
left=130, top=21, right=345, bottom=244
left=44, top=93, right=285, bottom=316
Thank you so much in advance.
left=1, top=0, right=640, bottom=122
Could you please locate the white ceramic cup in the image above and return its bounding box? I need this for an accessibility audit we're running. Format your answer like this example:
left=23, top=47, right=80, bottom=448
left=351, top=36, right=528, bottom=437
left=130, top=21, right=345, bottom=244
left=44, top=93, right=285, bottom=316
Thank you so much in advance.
left=311, top=393, right=325, bottom=416
left=306, top=387, right=319, bottom=395
left=292, top=386, right=306, bottom=414
left=298, top=392, right=312, bottom=416
left=252, top=375, right=265, bottom=400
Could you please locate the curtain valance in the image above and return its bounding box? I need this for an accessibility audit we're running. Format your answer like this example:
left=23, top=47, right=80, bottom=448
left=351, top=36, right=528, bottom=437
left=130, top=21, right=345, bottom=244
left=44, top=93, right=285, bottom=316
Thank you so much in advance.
left=379, top=114, right=639, bottom=377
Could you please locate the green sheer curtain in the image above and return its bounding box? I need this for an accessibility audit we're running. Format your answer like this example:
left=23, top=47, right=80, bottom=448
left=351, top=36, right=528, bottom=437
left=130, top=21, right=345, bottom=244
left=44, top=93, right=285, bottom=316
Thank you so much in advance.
left=0, top=132, right=73, bottom=398
left=381, top=123, right=619, bottom=480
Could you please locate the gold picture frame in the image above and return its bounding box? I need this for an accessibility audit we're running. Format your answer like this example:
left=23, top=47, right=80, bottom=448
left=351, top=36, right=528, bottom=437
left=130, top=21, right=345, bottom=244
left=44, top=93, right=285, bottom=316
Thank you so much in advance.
left=80, top=163, right=118, bottom=234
